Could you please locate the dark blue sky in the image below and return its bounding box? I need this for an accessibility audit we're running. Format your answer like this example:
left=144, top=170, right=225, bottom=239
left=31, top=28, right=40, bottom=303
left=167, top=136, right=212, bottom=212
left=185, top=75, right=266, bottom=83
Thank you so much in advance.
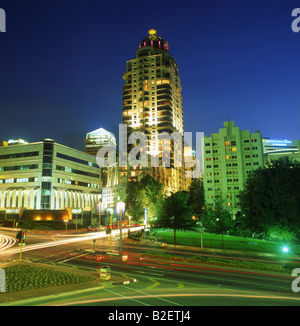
left=0, top=0, right=299, bottom=151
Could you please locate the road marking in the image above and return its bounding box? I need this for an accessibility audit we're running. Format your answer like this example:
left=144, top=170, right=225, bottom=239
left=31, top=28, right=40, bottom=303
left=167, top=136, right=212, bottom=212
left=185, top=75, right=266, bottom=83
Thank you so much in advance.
left=122, top=285, right=182, bottom=306
left=177, top=282, right=184, bottom=289
left=103, top=287, right=151, bottom=306
left=58, top=252, right=87, bottom=263
left=145, top=277, right=160, bottom=290
left=136, top=270, right=164, bottom=277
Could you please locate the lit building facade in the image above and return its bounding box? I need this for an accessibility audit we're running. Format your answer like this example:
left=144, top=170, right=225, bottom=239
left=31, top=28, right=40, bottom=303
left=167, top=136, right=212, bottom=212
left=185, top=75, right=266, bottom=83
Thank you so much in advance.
left=121, top=29, right=185, bottom=194
left=0, top=139, right=102, bottom=224
left=203, top=121, right=264, bottom=218
left=85, top=127, right=117, bottom=187
left=84, top=127, right=117, bottom=156
left=262, top=138, right=300, bottom=164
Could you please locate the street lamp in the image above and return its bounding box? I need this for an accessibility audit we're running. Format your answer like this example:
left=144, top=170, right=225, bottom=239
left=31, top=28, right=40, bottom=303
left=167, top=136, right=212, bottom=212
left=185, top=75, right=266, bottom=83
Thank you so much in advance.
left=281, top=245, right=289, bottom=266
left=117, top=201, right=125, bottom=253
left=282, top=246, right=289, bottom=253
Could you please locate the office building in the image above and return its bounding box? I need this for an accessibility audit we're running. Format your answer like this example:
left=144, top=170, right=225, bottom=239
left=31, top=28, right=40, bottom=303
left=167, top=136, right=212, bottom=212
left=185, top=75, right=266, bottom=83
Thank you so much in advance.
left=203, top=121, right=264, bottom=218
left=84, top=127, right=117, bottom=156
left=121, top=29, right=185, bottom=194
left=263, top=138, right=300, bottom=164
left=85, top=127, right=117, bottom=187
left=0, top=139, right=102, bottom=225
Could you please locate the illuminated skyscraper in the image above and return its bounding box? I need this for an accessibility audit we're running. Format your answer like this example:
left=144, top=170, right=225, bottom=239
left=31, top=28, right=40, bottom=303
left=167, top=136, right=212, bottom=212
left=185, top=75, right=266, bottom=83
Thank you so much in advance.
left=121, top=29, right=185, bottom=194
left=84, top=127, right=116, bottom=157
left=84, top=127, right=117, bottom=187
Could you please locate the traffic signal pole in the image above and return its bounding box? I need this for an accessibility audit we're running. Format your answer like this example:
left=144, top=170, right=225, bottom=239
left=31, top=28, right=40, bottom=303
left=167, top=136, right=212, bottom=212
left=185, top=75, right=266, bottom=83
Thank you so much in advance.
left=19, top=237, right=23, bottom=262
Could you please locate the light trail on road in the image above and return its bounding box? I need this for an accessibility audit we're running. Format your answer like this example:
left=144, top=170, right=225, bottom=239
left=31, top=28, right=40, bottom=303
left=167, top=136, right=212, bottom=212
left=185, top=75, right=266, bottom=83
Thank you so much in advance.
left=0, top=233, right=16, bottom=251
left=0, top=227, right=143, bottom=257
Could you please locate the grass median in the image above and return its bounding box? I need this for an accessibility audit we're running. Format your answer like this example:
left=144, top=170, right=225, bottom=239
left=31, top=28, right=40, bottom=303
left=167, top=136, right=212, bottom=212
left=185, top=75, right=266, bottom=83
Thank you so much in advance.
left=151, top=229, right=300, bottom=255
left=142, top=251, right=296, bottom=273
left=1, top=264, right=96, bottom=293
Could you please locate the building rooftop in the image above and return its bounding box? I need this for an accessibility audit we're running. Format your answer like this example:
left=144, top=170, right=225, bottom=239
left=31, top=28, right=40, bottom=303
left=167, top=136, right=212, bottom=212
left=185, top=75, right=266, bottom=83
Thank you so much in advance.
left=139, top=29, right=169, bottom=51
left=86, top=128, right=116, bottom=139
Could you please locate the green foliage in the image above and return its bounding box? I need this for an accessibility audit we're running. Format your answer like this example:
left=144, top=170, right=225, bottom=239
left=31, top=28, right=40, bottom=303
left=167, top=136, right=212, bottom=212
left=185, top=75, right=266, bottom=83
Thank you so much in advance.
left=188, top=178, right=205, bottom=219
left=4, top=264, right=95, bottom=292
left=125, top=175, right=164, bottom=223
left=239, top=157, right=300, bottom=240
left=159, top=191, right=195, bottom=230
left=202, top=193, right=233, bottom=234
left=266, top=225, right=298, bottom=242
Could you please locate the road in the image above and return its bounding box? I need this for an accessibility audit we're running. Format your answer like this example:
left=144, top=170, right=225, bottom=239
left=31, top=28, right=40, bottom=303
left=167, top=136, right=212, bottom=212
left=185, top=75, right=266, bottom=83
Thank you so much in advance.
left=1, top=228, right=300, bottom=306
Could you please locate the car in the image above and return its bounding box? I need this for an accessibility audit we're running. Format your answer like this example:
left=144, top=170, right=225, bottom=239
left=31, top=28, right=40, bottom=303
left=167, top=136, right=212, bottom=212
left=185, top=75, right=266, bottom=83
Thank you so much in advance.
left=87, top=226, right=99, bottom=232
left=66, top=251, right=104, bottom=261
left=84, top=253, right=104, bottom=261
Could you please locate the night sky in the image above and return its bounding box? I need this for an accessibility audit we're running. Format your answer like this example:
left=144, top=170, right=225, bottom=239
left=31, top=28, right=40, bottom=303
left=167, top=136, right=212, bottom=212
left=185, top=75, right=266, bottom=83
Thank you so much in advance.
left=0, top=0, right=299, bottom=151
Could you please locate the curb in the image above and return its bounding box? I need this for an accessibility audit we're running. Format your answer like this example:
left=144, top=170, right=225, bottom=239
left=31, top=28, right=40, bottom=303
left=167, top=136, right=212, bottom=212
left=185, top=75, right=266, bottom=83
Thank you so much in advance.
left=112, top=279, right=137, bottom=285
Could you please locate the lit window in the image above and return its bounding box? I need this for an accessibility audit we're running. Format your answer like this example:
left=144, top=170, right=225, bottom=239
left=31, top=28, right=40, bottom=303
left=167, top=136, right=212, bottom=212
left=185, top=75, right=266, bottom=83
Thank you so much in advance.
left=225, top=141, right=230, bottom=147
left=226, top=156, right=230, bottom=159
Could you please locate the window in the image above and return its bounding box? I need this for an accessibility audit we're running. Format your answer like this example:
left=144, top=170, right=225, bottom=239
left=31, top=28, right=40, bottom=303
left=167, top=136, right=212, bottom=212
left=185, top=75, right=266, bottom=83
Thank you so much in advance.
left=41, top=182, right=51, bottom=190
left=225, top=141, right=230, bottom=147
left=0, top=151, right=39, bottom=160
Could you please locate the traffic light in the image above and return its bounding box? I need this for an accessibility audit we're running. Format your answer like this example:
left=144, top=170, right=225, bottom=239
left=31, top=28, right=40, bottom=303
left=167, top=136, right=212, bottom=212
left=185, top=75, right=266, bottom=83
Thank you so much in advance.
left=16, top=231, right=26, bottom=242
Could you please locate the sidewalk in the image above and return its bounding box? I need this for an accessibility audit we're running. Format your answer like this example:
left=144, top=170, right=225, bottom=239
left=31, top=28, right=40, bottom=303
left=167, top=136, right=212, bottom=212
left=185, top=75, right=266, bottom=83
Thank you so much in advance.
left=0, top=261, right=136, bottom=306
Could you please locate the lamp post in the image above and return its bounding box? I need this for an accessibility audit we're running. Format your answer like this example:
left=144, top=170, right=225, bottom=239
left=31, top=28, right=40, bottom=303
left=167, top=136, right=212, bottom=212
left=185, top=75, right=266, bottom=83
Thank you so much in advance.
left=98, top=203, right=101, bottom=232
left=117, top=201, right=125, bottom=253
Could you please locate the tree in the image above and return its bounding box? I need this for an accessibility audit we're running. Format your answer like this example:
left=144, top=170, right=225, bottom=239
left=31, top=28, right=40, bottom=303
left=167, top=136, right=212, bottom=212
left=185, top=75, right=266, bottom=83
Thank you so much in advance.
left=188, top=178, right=205, bottom=220
left=239, top=157, right=300, bottom=240
left=202, top=193, right=233, bottom=249
left=159, top=191, right=195, bottom=245
left=125, top=175, right=164, bottom=223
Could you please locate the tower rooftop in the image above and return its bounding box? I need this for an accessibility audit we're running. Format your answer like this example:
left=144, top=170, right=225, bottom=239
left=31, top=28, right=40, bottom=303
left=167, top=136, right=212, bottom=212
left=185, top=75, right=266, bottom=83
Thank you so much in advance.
left=139, top=29, right=169, bottom=51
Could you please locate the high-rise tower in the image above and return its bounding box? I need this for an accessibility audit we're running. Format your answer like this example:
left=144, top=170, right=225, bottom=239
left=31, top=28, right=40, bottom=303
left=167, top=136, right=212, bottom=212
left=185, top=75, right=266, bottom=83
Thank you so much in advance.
left=121, top=29, right=185, bottom=194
